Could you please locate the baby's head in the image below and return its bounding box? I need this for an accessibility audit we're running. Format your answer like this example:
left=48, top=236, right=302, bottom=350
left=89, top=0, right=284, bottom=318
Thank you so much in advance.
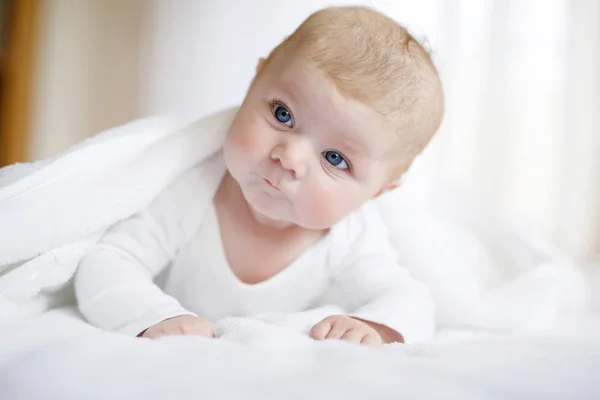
left=224, top=6, right=444, bottom=229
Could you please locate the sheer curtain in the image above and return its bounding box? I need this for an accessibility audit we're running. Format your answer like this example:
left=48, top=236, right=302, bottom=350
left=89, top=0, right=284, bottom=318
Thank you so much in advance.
left=372, top=0, right=600, bottom=261
left=140, top=0, right=600, bottom=261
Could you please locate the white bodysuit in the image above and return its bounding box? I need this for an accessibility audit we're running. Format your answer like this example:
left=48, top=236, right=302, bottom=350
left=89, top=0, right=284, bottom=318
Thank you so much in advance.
left=75, top=152, right=435, bottom=343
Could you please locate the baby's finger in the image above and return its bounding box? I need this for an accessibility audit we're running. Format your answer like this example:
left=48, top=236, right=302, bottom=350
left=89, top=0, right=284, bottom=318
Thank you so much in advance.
left=340, top=328, right=366, bottom=343
left=142, top=329, right=159, bottom=339
left=182, top=322, right=215, bottom=337
left=326, top=321, right=349, bottom=340
left=194, top=324, right=216, bottom=338
left=148, top=328, right=176, bottom=339
left=361, top=333, right=383, bottom=346
left=204, top=326, right=216, bottom=338
left=309, top=321, right=332, bottom=340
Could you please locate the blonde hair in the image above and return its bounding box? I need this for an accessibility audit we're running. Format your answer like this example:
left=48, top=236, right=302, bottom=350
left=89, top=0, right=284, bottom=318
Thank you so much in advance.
left=262, top=6, right=444, bottom=176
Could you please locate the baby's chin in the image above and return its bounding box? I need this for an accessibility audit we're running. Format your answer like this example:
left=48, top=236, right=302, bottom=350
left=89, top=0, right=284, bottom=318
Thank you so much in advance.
left=246, top=199, right=330, bottom=230
left=240, top=187, right=341, bottom=230
left=247, top=203, right=296, bottom=228
left=267, top=209, right=336, bottom=231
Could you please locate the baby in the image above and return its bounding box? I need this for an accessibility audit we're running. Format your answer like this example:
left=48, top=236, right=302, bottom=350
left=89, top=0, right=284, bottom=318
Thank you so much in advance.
left=75, top=6, right=444, bottom=345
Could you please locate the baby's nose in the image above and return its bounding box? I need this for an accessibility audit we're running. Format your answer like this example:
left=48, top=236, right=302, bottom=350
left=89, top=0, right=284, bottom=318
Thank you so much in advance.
left=270, top=142, right=307, bottom=179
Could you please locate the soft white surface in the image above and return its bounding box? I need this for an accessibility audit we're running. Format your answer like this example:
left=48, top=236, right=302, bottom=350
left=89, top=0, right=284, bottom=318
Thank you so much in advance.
left=0, top=108, right=596, bottom=398
left=1, top=307, right=599, bottom=399
left=375, top=159, right=590, bottom=334
left=0, top=109, right=234, bottom=323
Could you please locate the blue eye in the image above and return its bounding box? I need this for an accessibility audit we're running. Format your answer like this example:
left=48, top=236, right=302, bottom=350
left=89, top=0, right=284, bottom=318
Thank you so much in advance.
left=272, top=104, right=293, bottom=127
left=323, top=150, right=349, bottom=170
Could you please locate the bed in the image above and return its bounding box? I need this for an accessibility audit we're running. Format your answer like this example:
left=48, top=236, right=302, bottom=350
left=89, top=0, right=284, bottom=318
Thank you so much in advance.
left=1, top=112, right=598, bottom=399
left=1, top=306, right=599, bottom=399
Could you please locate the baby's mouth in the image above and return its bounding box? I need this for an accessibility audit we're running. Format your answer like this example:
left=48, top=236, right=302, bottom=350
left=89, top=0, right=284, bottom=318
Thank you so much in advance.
left=264, top=178, right=281, bottom=191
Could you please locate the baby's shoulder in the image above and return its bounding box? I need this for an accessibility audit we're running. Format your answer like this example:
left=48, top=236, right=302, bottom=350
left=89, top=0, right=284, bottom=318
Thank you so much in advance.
left=326, top=200, right=392, bottom=264
left=139, top=151, right=225, bottom=241
left=152, top=151, right=224, bottom=211
left=330, top=201, right=388, bottom=240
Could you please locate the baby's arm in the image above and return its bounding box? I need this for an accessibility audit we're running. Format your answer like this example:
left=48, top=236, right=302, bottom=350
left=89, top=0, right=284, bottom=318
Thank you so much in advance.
left=311, top=204, right=435, bottom=345
left=75, top=167, right=211, bottom=337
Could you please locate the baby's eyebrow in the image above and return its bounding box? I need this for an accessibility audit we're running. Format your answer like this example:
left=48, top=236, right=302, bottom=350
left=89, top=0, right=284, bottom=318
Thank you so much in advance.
left=268, top=84, right=304, bottom=120
left=330, top=132, right=368, bottom=157
left=275, top=79, right=304, bottom=107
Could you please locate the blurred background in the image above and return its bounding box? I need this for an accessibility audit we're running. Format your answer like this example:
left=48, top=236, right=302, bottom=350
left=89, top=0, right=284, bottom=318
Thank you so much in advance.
left=0, top=0, right=598, bottom=264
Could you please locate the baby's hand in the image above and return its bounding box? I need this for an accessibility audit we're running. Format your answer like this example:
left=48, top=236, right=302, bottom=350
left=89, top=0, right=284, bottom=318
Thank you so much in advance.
left=140, top=315, right=215, bottom=339
left=309, top=315, right=383, bottom=346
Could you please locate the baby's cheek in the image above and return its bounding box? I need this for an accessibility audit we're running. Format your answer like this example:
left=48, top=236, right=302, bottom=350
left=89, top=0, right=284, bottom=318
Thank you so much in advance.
left=225, top=130, right=266, bottom=178
left=303, top=190, right=349, bottom=228
left=227, top=109, right=269, bottom=153
left=228, top=127, right=260, bottom=155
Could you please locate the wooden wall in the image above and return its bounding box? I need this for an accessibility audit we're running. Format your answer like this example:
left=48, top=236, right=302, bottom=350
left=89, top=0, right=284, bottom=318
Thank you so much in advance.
left=0, top=0, right=38, bottom=166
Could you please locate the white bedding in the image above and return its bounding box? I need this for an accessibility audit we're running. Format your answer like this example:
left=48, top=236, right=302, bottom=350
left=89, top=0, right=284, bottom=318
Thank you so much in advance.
left=1, top=110, right=598, bottom=398
left=1, top=306, right=599, bottom=399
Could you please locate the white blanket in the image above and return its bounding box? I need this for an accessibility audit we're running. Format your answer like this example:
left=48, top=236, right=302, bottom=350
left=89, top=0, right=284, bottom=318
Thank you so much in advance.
left=1, top=306, right=599, bottom=399
left=1, top=108, right=598, bottom=399
left=0, top=109, right=233, bottom=322
left=0, top=107, right=591, bottom=333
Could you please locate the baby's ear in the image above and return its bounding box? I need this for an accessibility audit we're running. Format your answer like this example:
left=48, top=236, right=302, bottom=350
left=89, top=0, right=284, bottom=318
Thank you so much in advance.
left=372, top=179, right=401, bottom=198
left=255, top=57, right=266, bottom=76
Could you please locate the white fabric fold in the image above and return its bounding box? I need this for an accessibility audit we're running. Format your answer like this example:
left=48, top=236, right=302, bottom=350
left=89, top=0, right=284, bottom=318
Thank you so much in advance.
left=0, top=108, right=236, bottom=323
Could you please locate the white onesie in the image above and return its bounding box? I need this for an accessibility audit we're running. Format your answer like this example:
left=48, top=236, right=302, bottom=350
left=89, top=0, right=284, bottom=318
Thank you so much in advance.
left=75, top=152, right=435, bottom=343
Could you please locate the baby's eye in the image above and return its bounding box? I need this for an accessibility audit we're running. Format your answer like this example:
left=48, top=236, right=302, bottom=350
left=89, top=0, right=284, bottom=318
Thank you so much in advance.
left=272, top=104, right=293, bottom=128
left=323, top=150, right=349, bottom=170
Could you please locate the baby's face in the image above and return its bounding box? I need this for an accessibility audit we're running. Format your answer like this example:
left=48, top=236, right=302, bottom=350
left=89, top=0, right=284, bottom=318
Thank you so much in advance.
left=224, top=59, right=398, bottom=230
